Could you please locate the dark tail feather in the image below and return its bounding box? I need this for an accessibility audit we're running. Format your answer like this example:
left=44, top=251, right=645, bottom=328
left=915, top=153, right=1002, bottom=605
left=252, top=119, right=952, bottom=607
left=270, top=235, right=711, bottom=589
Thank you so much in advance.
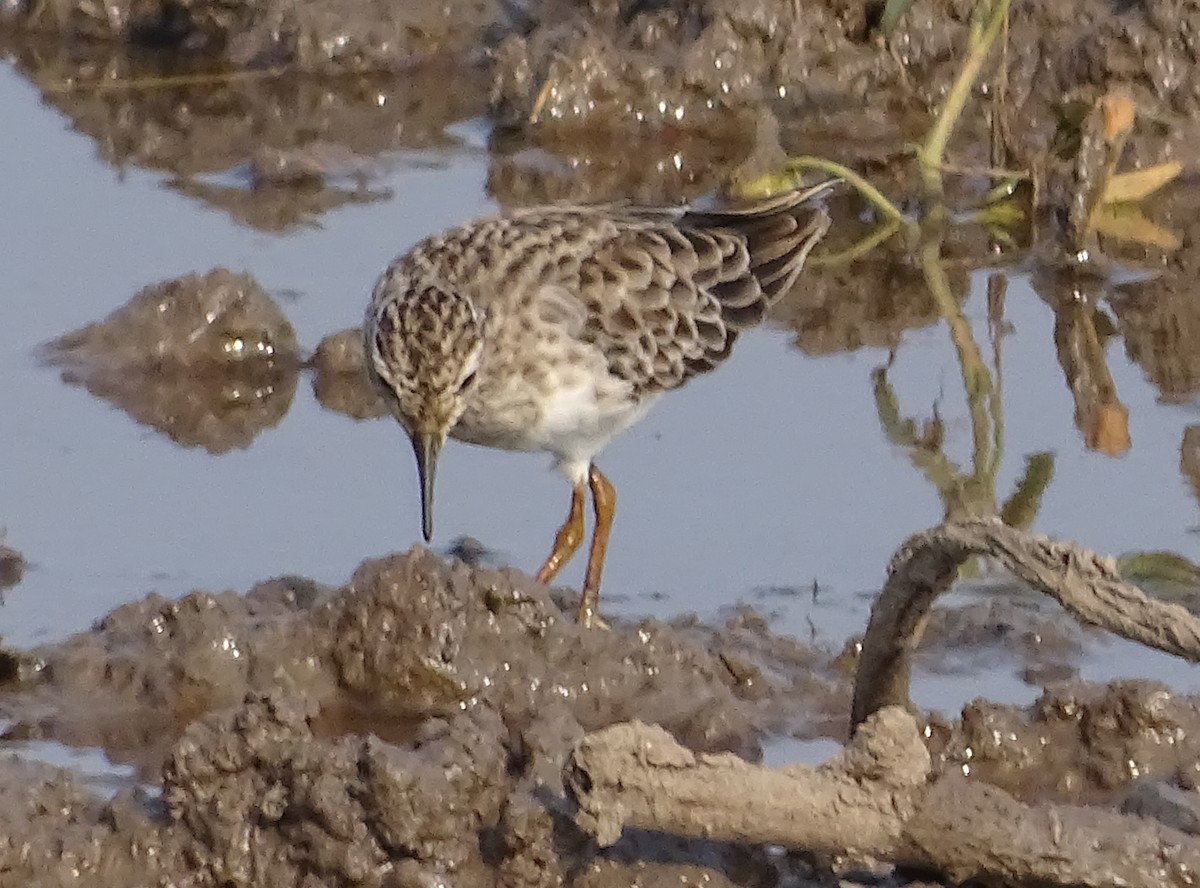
left=686, top=180, right=834, bottom=310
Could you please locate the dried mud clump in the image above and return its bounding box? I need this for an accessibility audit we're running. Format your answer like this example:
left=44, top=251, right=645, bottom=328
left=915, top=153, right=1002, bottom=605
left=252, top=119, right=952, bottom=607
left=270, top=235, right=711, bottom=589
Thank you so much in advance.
left=0, top=755, right=189, bottom=887
left=46, top=268, right=298, bottom=370
left=0, top=540, right=24, bottom=592
left=9, top=577, right=334, bottom=776
left=489, top=1, right=853, bottom=130
left=316, top=551, right=770, bottom=757
left=42, top=269, right=300, bottom=453
left=163, top=694, right=511, bottom=886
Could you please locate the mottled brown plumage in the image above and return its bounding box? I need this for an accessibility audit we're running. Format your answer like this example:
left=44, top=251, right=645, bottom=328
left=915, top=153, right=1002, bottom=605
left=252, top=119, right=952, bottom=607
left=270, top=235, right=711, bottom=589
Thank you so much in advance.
left=365, top=181, right=834, bottom=626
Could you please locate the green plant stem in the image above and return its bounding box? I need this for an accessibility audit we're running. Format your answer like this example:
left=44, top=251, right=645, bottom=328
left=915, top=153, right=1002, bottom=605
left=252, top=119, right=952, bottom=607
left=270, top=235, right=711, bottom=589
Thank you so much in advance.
left=917, top=0, right=1010, bottom=196
left=808, top=219, right=904, bottom=267
left=784, top=157, right=908, bottom=225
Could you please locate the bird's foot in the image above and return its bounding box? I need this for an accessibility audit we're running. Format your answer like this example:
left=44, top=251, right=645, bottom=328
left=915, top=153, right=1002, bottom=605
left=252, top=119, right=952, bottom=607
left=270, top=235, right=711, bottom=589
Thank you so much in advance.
left=576, top=601, right=610, bottom=630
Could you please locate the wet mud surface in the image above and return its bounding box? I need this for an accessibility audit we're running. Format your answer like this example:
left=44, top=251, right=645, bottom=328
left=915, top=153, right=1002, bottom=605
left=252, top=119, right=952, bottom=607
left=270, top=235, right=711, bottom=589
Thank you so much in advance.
left=0, top=551, right=845, bottom=886
left=3, top=547, right=1193, bottom=887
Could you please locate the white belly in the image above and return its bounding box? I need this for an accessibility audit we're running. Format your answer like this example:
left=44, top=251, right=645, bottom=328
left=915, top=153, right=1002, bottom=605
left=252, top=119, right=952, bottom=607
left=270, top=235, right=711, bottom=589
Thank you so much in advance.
left=534, top=379, right=654, bottom=481
left=454, top=375, right=656, bottom=484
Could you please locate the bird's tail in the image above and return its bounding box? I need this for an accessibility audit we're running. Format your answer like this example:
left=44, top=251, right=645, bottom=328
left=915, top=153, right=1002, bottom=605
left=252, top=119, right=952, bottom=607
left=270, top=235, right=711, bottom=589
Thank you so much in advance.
left=683, top=179, right=834, bottom=326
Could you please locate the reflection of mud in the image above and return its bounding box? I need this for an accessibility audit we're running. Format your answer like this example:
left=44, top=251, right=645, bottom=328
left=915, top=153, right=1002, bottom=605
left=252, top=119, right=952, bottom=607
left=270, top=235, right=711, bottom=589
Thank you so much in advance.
left=1111, top=272, right=1200, bottom=406
left=0, top=542, right=23, bottom=592
left=1183, top=427, right=1200, bottom=510
left=487, top=125, right=755, bottom=207
left=770, top=245, right=946, bottom=356
left=920, top=597, right=1083, bottom=690
left=44, top=269, right=300, bottom=453
left=310, top=328, right=386, bottom=420
left=1098, top=184, right=1200, bottom=405
left=171, top=169, right=391, bottom=232
left=2, top=40, right=491, bottom=230
left=1030, top=267, right=1131, bottom=455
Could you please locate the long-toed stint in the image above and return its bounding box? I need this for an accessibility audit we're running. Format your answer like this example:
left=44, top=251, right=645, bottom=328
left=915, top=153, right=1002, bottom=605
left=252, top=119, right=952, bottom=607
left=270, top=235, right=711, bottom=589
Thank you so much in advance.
left=364, top=181, right=833, bottom=627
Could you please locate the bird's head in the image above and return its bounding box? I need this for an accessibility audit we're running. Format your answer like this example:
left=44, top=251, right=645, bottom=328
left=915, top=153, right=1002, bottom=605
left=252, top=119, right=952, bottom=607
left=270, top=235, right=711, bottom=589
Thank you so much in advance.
left=365, top=278, right=484, bottom=542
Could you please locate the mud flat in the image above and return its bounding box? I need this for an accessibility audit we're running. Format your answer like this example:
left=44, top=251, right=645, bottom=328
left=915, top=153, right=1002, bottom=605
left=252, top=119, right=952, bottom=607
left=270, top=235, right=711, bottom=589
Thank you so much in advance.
left=2, top=520, right=1200, bottom=886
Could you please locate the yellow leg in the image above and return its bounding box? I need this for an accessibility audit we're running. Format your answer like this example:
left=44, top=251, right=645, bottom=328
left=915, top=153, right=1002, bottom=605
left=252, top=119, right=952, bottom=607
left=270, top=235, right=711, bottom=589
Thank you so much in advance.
left=536, top=482, right=586, bottom=585
left=578, top=466, right=616, bottom=629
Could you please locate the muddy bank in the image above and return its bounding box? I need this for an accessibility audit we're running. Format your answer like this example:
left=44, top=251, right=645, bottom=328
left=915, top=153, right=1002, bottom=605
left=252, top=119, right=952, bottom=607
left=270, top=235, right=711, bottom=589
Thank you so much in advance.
left=3, top=552, right=849, bottom=779
left=0, top=549, right=848, bottom=886
left=9, top=0, right=1200, bottom=150
left=0, top=542, right=1196, bottom=886
left=8, top=0, right=1200, bottom=226
left=0, top=540, right=23, bottom=595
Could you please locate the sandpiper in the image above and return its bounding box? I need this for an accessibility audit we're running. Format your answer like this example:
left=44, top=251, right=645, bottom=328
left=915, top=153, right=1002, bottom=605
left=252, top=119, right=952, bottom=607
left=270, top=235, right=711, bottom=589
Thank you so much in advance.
left=364, top=182, right=833, bottom=626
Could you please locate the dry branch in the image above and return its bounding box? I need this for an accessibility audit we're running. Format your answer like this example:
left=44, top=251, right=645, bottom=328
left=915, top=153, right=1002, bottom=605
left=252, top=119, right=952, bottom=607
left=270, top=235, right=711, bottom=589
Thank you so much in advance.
left=566, top=713, right=1200, bottom=887
left=564, top=519, right=1200, bottom=887
left=567, top=707, right=929, bottom=855
left=851, top=517, right=1200, bottom=727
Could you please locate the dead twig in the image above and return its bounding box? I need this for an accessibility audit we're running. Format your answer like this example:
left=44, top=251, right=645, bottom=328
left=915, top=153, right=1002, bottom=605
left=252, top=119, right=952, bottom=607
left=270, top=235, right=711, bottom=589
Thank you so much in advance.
left=851, top=517, right=1200, bottom=728
left=566, top=709, right=1200, bottom=887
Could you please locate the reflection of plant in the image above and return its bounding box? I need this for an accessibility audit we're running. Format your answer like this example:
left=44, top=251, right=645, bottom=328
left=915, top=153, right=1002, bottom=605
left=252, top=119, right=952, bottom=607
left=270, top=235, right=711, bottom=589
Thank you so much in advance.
left=1047, top=284, right=1130, bottom=456
left=872, top=258, right=1054, bottom=531
left=730, top=0, right=1185, bottom=511
left=1117, top=550, right=1200, bottom=612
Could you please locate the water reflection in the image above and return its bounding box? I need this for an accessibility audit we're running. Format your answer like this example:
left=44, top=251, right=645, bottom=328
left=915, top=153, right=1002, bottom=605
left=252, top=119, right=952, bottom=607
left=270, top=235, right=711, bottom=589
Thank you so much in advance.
left=2, top=37, right=490, bottom=232
left=42, top=269, right=300, bottom=453
left=1032, top=268, right=1130, bottom=457
left=10, top=41, right=1200, bottom=641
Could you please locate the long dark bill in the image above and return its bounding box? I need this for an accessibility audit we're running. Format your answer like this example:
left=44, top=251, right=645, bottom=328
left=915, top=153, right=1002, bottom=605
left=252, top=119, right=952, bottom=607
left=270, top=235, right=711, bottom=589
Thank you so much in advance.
left=411, top=432, right=440, bottom=543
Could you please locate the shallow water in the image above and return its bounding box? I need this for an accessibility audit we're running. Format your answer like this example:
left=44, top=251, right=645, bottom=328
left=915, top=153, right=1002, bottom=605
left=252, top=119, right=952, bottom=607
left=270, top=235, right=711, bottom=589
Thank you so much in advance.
left=2, top=55, right=1200, bottom=779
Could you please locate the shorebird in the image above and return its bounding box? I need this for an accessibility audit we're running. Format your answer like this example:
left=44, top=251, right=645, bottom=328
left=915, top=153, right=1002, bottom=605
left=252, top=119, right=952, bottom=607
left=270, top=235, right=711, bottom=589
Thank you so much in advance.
left=364, top=181, right=833, bottom=626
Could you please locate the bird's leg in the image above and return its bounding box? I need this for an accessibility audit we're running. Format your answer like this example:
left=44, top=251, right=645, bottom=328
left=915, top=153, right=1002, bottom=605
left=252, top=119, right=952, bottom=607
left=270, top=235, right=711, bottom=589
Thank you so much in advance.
left=578, top=465, right=616, bottom=629
left=535, top=482, right=586, bottom=585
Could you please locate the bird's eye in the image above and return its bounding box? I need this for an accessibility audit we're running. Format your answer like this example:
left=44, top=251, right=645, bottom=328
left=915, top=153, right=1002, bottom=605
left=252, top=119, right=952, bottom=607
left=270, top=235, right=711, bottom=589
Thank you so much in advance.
left=458, top=371, right=477, bottom=391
